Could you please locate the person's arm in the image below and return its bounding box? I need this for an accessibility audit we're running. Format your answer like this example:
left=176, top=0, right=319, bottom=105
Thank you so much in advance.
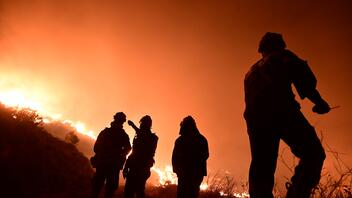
left=127, top=120, right=140, bottom=133
left=93, top=129, right=105, bottom=154
left=202, top=137, right=209, bottom=161
left=172, top=140, right=181, bottom=175
left=122, top=133, right=132, bottom=156
left=151, top=136, right=158, bottom=157
left=288, top=51, right=330, bottom=114
left=146, top=135, right=158, bottom=167
left=122, top=133, right=132, bottom=179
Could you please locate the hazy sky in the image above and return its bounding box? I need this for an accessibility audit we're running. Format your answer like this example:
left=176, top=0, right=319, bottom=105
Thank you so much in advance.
left=0, top=0, right=351, bottom=184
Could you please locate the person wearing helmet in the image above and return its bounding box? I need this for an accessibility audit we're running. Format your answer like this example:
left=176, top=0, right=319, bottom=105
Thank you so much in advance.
left=123, top=115, right=158, bottom=198
left=90, top=112, right=131, bottom=198
left=244, top=32, right=331, bottom=198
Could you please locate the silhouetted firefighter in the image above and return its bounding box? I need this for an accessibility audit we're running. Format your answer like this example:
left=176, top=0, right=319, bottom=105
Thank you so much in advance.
left=90, top=112, right=131, bottom=198
left=244, top=32, right=331, bottom=198
left=172, top=116, right=209, bottom=198
left=123, top=115, right=158, bottom=198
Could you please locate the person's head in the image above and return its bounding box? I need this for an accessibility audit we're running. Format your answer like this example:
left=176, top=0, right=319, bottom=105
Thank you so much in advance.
left=179, top=116, right=199, bottom=136
left=111, top=112, right=126, bottom=128
left=140, top=115, right=152, bottom=130
left=258, top=32, right=286, bottom=57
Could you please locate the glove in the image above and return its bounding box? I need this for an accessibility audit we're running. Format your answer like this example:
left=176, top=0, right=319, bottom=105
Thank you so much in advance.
left=127, top=120, right=134, bottom=126
left=312, top=100, right=330, bottom=114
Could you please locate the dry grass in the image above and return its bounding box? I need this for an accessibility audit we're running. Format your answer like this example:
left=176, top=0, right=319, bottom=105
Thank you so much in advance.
left=279, top=132, right=352, bottom=198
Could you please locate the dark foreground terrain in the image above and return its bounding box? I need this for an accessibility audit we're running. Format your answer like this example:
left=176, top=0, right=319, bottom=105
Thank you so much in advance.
left=0, top=104, right=350, bottom=198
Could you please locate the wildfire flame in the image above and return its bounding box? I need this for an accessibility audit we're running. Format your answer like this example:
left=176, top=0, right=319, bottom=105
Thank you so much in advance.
left=151, top=165, right=210, bottom=191
left=151, top=165, right=178, bottom=186
left=0, top=90, right=97, bottom=140
left=151, top=166, right=250, bottom=198
left=0, top=90, right=45, bottom=112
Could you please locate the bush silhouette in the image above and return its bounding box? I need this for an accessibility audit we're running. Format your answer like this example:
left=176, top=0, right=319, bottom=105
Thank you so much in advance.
left=65, top=131, right=80, bottom=145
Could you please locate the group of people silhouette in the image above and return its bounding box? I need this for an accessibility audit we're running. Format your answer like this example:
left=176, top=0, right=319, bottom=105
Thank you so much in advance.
left=90, top=113, right=209, bottom=198
left=90, top=32, right=331, bottom=198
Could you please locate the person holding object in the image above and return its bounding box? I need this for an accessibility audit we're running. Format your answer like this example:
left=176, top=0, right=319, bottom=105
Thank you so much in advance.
left=244, top=32, right=331, bottom=198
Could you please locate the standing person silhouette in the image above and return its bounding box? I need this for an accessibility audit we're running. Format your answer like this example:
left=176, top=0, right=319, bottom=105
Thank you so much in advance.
left=123, top=115, right=158, bottom=198
left=244, top=32, right=331, bottom=198
left=172, top=116, right=209, bottom=198
left=90, top=112, right=131, bottom=198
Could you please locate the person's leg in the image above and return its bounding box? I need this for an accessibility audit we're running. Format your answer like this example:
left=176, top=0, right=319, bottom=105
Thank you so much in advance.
left=91, top=168, right=107, bottom=198
left=248, top=127, right=280, bottom=198
left=190, top=176, right=203, bottom=198
left=177, top=175, right=189, bottom=198
left=281, top=111, right=326, bottom=198
left=104, top=168, right=120, bottom=198
left=124, top=173, right=136, bottom=198
left=135, top=177, right=146, bottom=198
left=135, top=171, right=150, bottom=198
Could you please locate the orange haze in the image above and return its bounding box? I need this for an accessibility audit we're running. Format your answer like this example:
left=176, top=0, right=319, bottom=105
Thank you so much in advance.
left=0, top=0, right=351, bottom=185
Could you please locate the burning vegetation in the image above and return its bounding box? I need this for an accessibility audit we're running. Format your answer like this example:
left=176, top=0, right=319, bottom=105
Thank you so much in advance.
left=150, top=166, right=250, bottom=198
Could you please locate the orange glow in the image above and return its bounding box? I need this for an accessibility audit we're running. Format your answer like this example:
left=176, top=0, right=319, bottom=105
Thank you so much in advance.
left=0, top=1, right=351, bottom=192
left=0, top=90, right=45, bottom=113
left=0, top=89, right=97, bottom=140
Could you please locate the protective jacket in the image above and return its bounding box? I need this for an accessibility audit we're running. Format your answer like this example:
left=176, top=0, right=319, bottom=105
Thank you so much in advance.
left=244, top=50, right=317, bottom=126
left=172, top=133, right=209, bottom=177
left=92, top=127, right=131, bottom=169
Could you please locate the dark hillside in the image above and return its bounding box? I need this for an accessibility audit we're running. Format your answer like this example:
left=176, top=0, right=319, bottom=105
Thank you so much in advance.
left=43, top=120, right=95, bottom=157
left=0, top=104, right=94, bottom=198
